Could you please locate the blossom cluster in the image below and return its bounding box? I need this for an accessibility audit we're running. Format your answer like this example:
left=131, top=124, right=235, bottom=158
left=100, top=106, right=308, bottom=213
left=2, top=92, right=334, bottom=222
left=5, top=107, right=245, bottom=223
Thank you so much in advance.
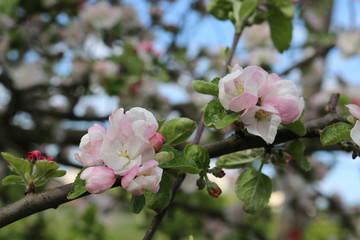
left=75, top=107, right=165, bottom=195
left=219, top=65, right=304, bottom=144
left=26, top=150, right=54, bottom=162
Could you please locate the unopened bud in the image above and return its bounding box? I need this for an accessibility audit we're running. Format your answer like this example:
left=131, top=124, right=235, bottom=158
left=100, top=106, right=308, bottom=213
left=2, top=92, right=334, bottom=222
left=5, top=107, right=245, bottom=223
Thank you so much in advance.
left=149, top=133, right=166, bottom=153
left=26, top=150, right=42, bottom=161
left=207, top=182, right=222, bottom=198
left=209, top=167, right=226, bottom=178
left=26, top=150, right=55, bottom=162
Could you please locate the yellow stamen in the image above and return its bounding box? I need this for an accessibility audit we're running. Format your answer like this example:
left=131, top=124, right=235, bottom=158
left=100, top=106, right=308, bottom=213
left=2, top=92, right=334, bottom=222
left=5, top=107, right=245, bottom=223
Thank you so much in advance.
left=255, top=110, right=269, bottom=120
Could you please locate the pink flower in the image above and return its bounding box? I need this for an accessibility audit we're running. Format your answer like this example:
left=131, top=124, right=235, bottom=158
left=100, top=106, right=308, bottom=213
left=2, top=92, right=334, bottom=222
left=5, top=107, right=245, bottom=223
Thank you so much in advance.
left=261, top=79, right=304, bottom=124
left=121, top=160, right=163, bottom=195
left=346, top=104, right=360, bottom=146
left=239, top=104, right=281, bottom=144
left=219, top=65, right=268, bottom=112
left=80, top=166, right=116, bottom=194
left=75, top=124, right=106, bottom=166
left=100, top=108, right=158, bottom=175
left=149, top=133, right=166, bottom=152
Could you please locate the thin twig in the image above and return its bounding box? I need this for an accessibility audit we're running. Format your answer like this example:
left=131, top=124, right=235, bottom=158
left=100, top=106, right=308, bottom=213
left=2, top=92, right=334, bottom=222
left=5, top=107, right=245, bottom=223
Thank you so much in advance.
left=142, top=174, right=186, bottom=240
left=325, top=93, right=340, bottom=114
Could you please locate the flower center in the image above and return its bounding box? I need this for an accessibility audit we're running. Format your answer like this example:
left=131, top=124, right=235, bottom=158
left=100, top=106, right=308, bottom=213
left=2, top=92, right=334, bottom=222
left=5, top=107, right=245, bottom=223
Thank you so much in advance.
left=255, top=109, right=270, bottom=120
left=119, top=150, right=129, bottom=159
left=237, top=85, right=245, bottom=95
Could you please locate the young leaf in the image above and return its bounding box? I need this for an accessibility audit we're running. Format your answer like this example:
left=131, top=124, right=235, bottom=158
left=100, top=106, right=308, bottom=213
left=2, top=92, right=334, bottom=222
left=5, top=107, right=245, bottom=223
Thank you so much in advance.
left=67, top=171, right=87, bottom=200
left=320, top=122, right=352, bottom=146
left=204, top=99, right=240, bottom=129
left=130, top=195, right=146, bottom=214
left=235, top=169, right=272, bottom=214
left=216, top=149, right=263, bottom=169
left=2, top=175, right=23, bottom=186
left=160, top=155, right=202, bottom=174
left=235, top=0, right=258, bottom=31
left=270, top=0, right=295, bottom=18
left=145, top=172, right=173, bottom=211
left=159, top=118, right=196, bottom=145
left=267, top=6, right=293, bottom=53
left=155, top=151, right=175, bottom=164
left=32, top=160, right=66, bottom=186
left=283, top=119, right=306, bottom=136
left=184, top=144, right=210, bottom=170
left=192, top=80, right=219, bottom=96
left=1, top=152, right=30, bottom=177
left=285, top=139, right=311, bottom=171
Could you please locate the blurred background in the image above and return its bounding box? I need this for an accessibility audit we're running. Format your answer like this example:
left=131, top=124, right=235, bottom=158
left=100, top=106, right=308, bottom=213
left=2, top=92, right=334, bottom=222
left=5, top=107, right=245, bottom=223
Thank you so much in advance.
left=0, top=0, right=360, bottom=239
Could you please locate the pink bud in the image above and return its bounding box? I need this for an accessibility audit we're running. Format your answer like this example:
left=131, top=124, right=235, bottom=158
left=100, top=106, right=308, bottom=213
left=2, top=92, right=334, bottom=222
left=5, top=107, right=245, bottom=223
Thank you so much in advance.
left=26, top=150, right=43, bottom=161
left=27, top=150, right=55, bottom=162
left=207, top=182, right=222, bottom=198
left=149, top=133, right=166, bottom=152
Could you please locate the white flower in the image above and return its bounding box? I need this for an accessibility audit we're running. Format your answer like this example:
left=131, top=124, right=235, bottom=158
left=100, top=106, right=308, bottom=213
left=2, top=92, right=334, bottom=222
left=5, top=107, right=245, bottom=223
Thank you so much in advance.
left=239, top=104, right=281, bottom=144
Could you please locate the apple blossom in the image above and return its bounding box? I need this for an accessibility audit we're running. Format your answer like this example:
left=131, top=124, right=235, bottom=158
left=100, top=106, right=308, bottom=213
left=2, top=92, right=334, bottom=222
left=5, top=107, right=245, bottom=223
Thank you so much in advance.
left=239, top=104, right=281, bottom=144
left=218, top=65, right=267, bottom=112
left=261, top=80, right=304, bottom=124
left=100, top=107, right=159, bottom=175
left=121, top=160, right=163, bottom=195
left=346, top=104, right=360, bottom=146
left=75, top=124, right=106, bottom=166
left=80, top=166, right=116, bottom=194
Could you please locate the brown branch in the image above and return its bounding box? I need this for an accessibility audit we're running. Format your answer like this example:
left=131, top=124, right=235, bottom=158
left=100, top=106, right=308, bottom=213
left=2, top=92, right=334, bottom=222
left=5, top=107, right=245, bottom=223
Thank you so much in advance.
left=142, top=173, right=186, bottom=240
left=203, top=113, right=346, bottom=158
left=0, top=184, right=75, bottom=228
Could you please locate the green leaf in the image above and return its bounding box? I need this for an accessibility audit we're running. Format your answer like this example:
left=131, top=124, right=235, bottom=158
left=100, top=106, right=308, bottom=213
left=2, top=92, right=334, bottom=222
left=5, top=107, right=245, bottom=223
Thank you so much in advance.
left=267, top=6, right=293, bottom=53
left=204, top=99, right=240, bottom=129
left=32, top=160, right=65, bottom=186
left=216, top=149, right=263, bottom=169
left=320, top=122, right=352, bottom=146
left=184, top=144, right=210, bottom=170
left=269, top=0, right=295, bottom=18
left=160, top=147, right=201, bottom=174
left=235, top=0, right=258, bottom=31
left=1, top=152, right=30, bottom=177
left=206, top=0, right=233, bottom=20
left=130, top=195, right=146, bottom=214
left=155, top=151, right=174, bottom=164
left=235, top=169, right=272, bottom=214
left=285, top=139, right=311, bottom=171
left=192, top=80, right=219, bottom=96
left=211, top=77, right=220, bottom=85
left=159, top=118, right=196, bottom=145
left=67, top=172, right=87, bottom=200
left=2, top=175, right=23, bottom=186
left=145, top=172, right=173, bottom=211
left=283, top=120, right=306, bottom=136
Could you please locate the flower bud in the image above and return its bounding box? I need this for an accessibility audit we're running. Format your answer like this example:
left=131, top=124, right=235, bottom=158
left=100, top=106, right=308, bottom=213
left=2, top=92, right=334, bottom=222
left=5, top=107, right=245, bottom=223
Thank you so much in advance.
left=209, top=167, right=226, bottom=178
left=207, top=182, right=222, bottom=198
left=26, top=150, right=43, bottom=161
left=149, top=133, right=166, bottom=153
left=26, top=150, right=55, bottom=162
